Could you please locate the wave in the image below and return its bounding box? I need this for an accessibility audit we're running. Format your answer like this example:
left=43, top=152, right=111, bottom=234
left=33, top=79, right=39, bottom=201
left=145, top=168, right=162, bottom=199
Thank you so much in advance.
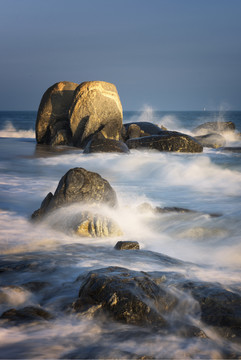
left=0, top=121, right=35, bottom=138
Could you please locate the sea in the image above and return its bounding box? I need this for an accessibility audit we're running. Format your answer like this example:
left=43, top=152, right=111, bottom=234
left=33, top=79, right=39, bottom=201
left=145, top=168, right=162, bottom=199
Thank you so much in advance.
left=0, top=108, right=241, bottom=359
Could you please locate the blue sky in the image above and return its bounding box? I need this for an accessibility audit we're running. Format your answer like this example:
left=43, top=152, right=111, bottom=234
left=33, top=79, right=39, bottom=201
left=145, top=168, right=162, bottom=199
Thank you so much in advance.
left=0, top=0, right=241, bottom=110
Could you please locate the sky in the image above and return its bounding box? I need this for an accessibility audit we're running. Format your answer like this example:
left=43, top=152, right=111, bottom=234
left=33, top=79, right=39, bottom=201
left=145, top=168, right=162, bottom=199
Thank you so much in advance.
left=0, top=0, right=241, bottom=111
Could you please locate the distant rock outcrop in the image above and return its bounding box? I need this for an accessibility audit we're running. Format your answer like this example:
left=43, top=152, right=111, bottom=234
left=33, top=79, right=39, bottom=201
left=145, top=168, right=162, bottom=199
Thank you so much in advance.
left=69, top=81, right=123, bottom=147
left=194, top=133, right=226, bottom=148
left=192, top=121, right=235, bottom=136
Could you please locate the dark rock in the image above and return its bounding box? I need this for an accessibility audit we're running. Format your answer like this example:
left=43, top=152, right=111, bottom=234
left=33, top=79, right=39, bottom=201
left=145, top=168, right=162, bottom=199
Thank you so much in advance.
left=219, top=147, right=241, bottom=153
left=73, top=266, right=177, bottom=327
left=69, top=81, right=123, bottom=147
left=0, top=306, right=54, bottom=323
left=176, top=280, right=241, bottom=341
left=126, top=132, right=203, bottom=153
left=83, top=133, right=129, bottom=154
left=194, top=133, right=226, bottom=148
left=62, top=345, right=152, bottom=359
left=21, top=281, right=51, bottom=292
left=36, top=81, right=79, bottom=145
left=114, top=241, right=140, bottom=250
left=192, top=121, right=235, bottom=136
left=124, top=121, right=163, bottom=138
left=31, top=167, right=118, bottom=220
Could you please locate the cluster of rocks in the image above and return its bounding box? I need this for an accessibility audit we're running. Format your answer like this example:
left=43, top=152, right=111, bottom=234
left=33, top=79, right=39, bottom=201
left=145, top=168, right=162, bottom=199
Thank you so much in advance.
left=1, top=263, right=241, bottom=352
left=36, top=80, right=204, bottom=153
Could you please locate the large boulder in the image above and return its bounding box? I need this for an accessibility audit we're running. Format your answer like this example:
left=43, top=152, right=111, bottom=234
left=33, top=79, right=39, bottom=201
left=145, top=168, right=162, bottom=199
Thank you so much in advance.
left=73, top=266, right=177, bottom=327
left=192, top=121, right=235, bottom=136
left=69, top=81, right=123, bottom=147
left=36, top=81, right=79, bottom=145
left=31, top=168, right=118, bottom=220
left=126, top=131, right=203, bottom=153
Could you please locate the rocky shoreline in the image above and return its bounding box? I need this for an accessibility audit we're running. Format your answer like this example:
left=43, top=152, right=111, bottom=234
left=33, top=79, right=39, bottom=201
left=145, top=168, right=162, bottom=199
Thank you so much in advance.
left=1, top=81, right=241, bottom=358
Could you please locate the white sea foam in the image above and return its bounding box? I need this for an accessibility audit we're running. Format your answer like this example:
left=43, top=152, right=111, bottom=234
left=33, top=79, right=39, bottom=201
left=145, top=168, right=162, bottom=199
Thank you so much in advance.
left=0, top=121, right=35, bottom=138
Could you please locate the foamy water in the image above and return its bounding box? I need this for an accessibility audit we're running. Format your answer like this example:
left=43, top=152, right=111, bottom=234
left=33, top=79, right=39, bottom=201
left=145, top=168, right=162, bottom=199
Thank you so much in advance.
left=1, top=110, right=241, bottom=358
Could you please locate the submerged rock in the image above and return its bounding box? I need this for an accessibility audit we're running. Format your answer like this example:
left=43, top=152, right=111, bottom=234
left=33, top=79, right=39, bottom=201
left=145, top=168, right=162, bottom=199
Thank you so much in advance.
left=137, top=202, right=222, bottom=217
left=73, top=266, right=177, bottom=327
left=69, top=81, right=123, bottom=147
left=31, top=167, right=118, bottom=220
left=114, top=241, right=140, bottom=250
left=126, top=132, right=203, bottom=153
left=0, top=306, right=54, bottom=323
left=36, top=81, right=78, bottom=145
left=219, top=147, right=241, bottom=153
left=194, top=133, right=226, bottom=148
left=83, top=133, right=129, bottom=154
left=192, top=121, right=235, bottom=136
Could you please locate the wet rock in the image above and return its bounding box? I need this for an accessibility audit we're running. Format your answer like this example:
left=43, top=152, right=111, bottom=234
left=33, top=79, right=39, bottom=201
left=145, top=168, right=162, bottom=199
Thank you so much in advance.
left=83, top=133, right=129, bottom=154
left=21, top=281, right=51, bottom=292
left=62, top=345, right=152, bottom=359
left=126, top=132, right=203, bottom=153
left=192, top=121, right=235, bottom=136
left=75, top=212, right=123, bottom=237
left=36, top=81, right=78, bottom=145
left=123, top=121, right=163, bottom=141
left=31, top=167, right=118, bottom=220
left=0, top=306, right=54, bottom=323
left=219, top=147, right=241, bottom=153
left=73, top=266, right=177, bottom=327
left=176, top=280, right=241, bottom=341
left=69, top=81, right=123, bottom=147
left=194, top=133, right=226, bottom=148
left=114, top=241, right=140, bottom=250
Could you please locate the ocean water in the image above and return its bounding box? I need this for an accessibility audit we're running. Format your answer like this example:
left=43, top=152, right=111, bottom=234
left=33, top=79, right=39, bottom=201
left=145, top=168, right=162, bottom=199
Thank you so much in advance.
left=0, top=108, right=241, bottom=358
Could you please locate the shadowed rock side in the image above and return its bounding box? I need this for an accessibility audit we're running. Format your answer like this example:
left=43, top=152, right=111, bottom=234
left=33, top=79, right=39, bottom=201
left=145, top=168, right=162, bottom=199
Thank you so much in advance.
left=0, top=306, right=54, bottom=324
left=36, top=81, right=79, bottom=146
left=126, top=131, right=203, bottom=153
left=69, top=81, right=123, bottom=147
left=31, top=167, right=118, bottom=220
left=123, top=121, right=164, bottom=141
left=192, top=121, right=235, bottom=136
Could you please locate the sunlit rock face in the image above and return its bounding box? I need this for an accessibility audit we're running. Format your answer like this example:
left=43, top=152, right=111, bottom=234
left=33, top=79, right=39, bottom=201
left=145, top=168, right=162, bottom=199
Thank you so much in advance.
left=74, top=211, right=123, bottom=238
left=69, top=81, right=123, bottom=147
left=31, top=167, right=118, bottom=220
left=36, top=81, right=79, bottom=145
